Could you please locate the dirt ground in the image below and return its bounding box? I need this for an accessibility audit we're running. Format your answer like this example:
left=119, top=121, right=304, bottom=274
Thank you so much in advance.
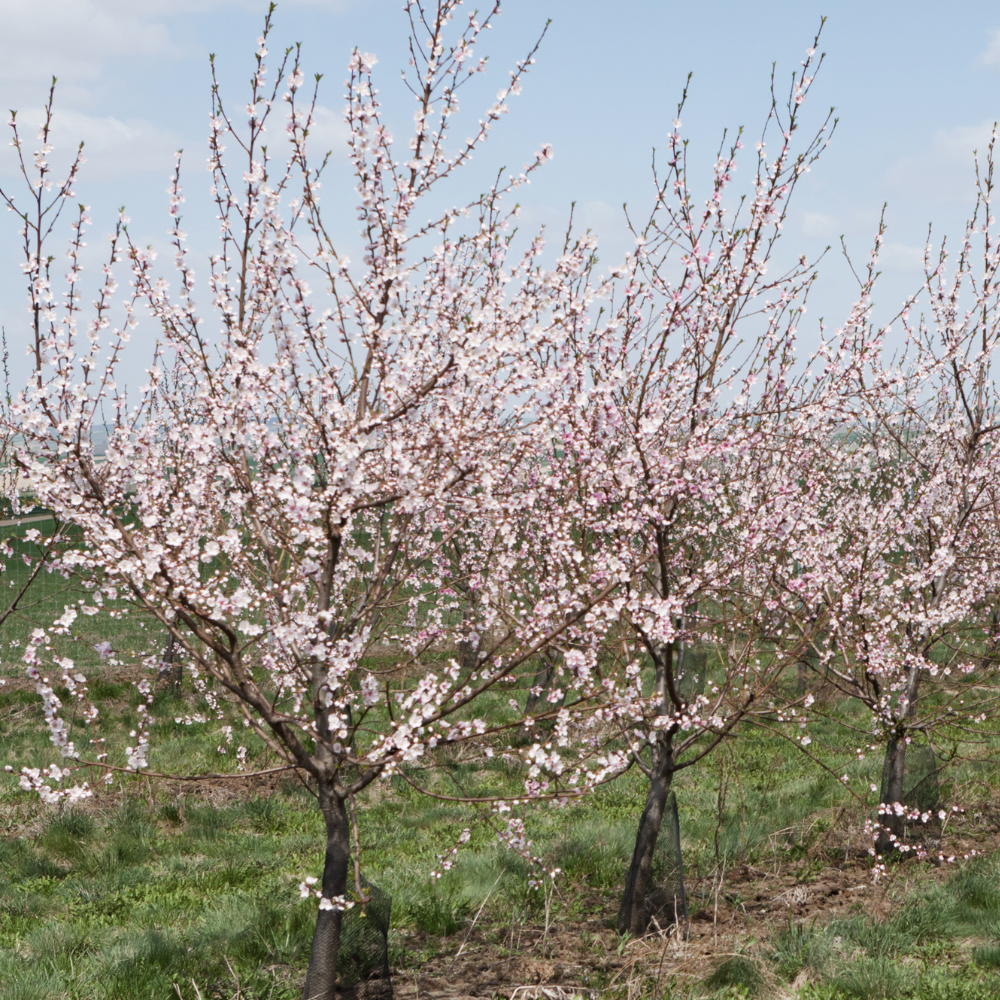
left=390, top=865, right=868, bottom=999
left=393, top=812, right=1000, bottom=1000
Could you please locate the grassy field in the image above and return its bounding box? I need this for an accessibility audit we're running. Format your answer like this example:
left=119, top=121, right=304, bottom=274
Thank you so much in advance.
left=3, top=519, right=1000, bottom=998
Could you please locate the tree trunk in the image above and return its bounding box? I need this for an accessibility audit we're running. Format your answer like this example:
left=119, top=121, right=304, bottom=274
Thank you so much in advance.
left=620, top=632, right=680, bottom=937
left=457, top=634, right=479, bottom=673
left=796, top=651, right=815, bottom=695
left=157, top=633, right=182, bottom=696
left=876, top=659, right=920, bottom=856
left=517, top=651, right=558, bottom=741
left=877, top=738, right=906, bottom=856
left=618, top=732, right=674, bottom=936
left=302, top=783, right=351, bottom=1000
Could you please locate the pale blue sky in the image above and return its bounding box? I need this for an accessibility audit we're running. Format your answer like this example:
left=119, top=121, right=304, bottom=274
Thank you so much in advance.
left=2, top=0, right=999, bottom=385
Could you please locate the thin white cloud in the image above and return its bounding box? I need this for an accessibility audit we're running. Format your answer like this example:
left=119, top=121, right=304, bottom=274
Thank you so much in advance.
left=0, top=107, right=179, bottom=182
left=575, top=200, right=624, bottom=236
left=878, top=242, right=925, bottom=274
left=216, top=103, right=352, bottom=170
left=0, top=102, right=347, bottom=199
left=0, top=1, right=355, bottom=111
left=885, top=121, right=995, bottom=208
left=801, top=211, right=838, bottom=239
left=796, top=205, right=886, bottom=242
left=0, top=1, right=173, bottom=108
left=493, top=199, right=632, bottom=270
left=0, top=103, right=349, bottom=189
left=58, top=111, right=180, bottom=180
left=296, top=104, right=351, bottom=158
left=978, top=28, right=1000, bottom=66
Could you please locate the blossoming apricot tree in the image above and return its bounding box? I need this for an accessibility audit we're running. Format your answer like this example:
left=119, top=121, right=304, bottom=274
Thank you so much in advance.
left=3, top=3, right=650, bottom=995
left=518, top=34, right=850, bottom=932
left=777, top=170, right=1000, bottom=858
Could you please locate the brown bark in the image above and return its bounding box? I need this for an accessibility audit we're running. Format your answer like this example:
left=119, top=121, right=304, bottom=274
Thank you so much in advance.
left=457, top=634, right=479, bottom=673
left=157, top=633, right=182, bottom=696
left=618, top=731, right=674, bottom=936
left=877, top=659, right=921, bottom=855
left=618, top=634, right=682, bottom=936
left=877, top=738, right=906, bottom=855
left=517, top=650, right=559, bottom=741
left=302, top=782, right=351, bottom=1000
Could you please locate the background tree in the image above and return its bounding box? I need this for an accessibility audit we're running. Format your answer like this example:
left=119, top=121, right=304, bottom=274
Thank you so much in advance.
left=516, top=33, right=844, bottom=934
left=776, top=171, right=1000, bottom=859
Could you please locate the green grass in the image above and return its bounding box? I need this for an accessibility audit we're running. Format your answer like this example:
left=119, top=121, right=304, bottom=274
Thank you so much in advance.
left=0, top=796, right=320, bottom=998
left=770, top=917, right=832, bottom=982
left=758, top=857, right=1000, bottom=998
left=703, top=955, right=765, bottom=996
left=5, top=767, right=1000, bottom=998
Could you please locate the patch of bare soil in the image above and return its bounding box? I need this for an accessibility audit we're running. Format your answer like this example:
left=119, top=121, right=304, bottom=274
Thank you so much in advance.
left=389, top=877, right=851, bottom=1000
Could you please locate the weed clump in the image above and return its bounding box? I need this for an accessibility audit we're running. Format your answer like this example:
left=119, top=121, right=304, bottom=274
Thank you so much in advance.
left=973, top=941, right=1000, bottom=967
left=769, top=918, right=830, bottom=981
left=828, top=956, right=915, bottom=1000
left=702, top=955, right=763, bottom=996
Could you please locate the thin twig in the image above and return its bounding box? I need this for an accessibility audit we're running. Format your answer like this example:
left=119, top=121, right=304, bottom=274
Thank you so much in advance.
left=69, top=759, right=302, bottom=782
left=448, top=873, right=502, bottom=970
left=347, top=789, right=369, bottom=903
